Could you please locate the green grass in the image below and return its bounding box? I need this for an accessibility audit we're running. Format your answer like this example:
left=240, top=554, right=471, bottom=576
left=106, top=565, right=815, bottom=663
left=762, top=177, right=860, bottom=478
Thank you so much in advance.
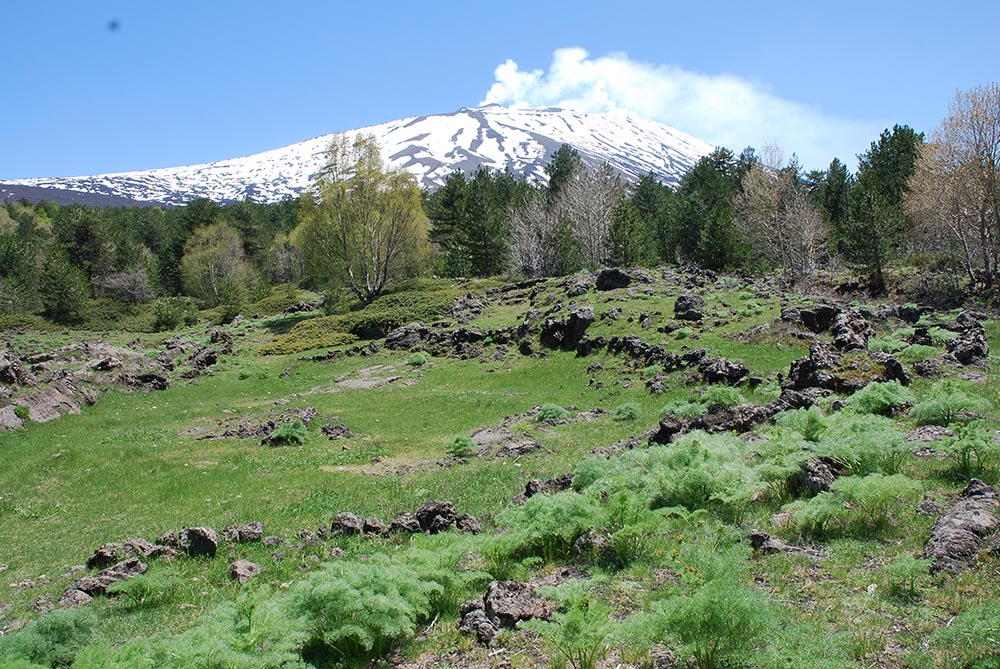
left=1, top=272, right=999, bottom=668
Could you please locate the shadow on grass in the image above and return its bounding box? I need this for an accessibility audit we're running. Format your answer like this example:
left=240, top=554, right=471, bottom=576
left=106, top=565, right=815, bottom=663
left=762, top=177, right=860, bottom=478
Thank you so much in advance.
left=261, top=312, right=318, bottom=335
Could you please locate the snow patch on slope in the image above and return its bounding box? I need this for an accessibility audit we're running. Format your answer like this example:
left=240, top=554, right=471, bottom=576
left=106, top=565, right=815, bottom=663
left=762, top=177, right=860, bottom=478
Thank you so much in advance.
left=2, top=106, right=714, bottom=205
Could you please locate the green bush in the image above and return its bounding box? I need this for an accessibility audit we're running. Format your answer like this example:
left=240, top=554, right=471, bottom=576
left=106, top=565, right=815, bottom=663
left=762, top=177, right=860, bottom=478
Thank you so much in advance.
left=493, top=491, right=604, bottom=563
left=816, top=413, right=909, bottom=475
left=291, top=554, right=444, bottom=663
left=613, top=402, right=640, bottom=422
left=673, top=327, right=693, bottom=340
left=259, top=317, right=358, bottom=355
left=446, top=435, right=476, bottom=458
left=879, top=554, right=932, bottom=603
left=151, top=296, right=199, bottom=332
left=654, top=579, right=775, bottom=669
left=13, top=405, right=29, bottom=420
left=537, top=403, right=570, bottom=421
left=106, top=571, right=178, bottom=608
left=846, top=380, right=914, bottom=416
left=642, top=364, right=664, bottom=378
left=661, top=387, right=746, bottom=420
left=524, top=581, right=613, bottom=669
left=0, top=607, right=100, bottom=668
left=267, top=420, right=308, bottom=446
left=773, top=406, right=828, bottom=442
left=787, top=473, right=921, bottom=539
left=74, top=596, right=308, bottom=669
left=910, top=379, right=988, bottom=426
left=576, top=432, right=762, bottom=517
left=406, top=351, right=429, bottom=367
left=942, top=421, right=1000, bottom=481
left=701, top=385, right=747, bottom=408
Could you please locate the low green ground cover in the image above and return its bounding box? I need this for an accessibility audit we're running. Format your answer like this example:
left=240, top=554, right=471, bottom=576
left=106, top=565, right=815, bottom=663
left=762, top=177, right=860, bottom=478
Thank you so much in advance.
left=0, top=272, right=998, bottom=668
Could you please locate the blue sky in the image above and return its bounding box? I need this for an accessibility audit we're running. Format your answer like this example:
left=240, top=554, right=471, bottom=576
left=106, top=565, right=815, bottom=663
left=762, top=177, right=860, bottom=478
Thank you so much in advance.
left=2, top=1, right=998, bottom=179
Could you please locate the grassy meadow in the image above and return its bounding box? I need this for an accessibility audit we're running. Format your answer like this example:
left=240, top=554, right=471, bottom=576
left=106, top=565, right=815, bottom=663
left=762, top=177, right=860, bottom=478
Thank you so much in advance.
left=0, top=270, right=998, bottom=668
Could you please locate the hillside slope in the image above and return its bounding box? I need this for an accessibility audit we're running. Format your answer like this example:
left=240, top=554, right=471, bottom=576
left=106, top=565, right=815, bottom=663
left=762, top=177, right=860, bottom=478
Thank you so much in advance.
left=0, top=105, right=713, bottom=206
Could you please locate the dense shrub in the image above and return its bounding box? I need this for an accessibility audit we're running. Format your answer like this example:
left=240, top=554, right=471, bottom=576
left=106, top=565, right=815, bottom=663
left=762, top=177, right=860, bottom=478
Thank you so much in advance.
left=259, top=318, right=358, bottom=355
left=524, top=581, right=613, bottom=669
left=291, top=554, right=444, bottom=663
left=267, top=420, right=309, bottom=446
left=846, top=380, right=914, bottom=416
left=493, top=491, right=604, bottom=562
left=653, top=579, right=776, bottom=669
left=74, top=596, right=308, bottom=669
left=613, top=402, right=640, bottom=422
left=942, top=421, right=1000, bottom=481
left=0, top=608, right=99, bottom=668
left=910, top=379, right=988, bottom=426
left=151, top=296, right=199, bottom=331
left=662, top=386, right=747, bottom=419
left=773, top=406, right=828, bottom=442
left=575, top=432, right=762, bottom=517
left=786, top=473, right=921, bottom=539
left=536, top=403, right=570, bottom=421
left=815, top=413, right=909, bottom=475
left=926, top=601, right=1000, bottom=668
left=446, top=435, right=476, bottom=457
left=406, top=351, right=429, bottom=367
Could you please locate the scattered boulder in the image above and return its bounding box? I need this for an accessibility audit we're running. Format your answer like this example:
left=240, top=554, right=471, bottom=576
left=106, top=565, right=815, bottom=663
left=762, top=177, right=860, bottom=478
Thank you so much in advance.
left=913, top=358, right=940, bottom=377
left=880, top=356, right=913, bottom=386
left=363, top=517, right=385, bottom=535
left=20, top=377, right=97, bottom=423
left=330, top=512, right=364, bottom=536
left=156, top=527, right=217, bottom=557
left=539, top=306, right=594, bottom=351
left=0, top=349, right=39, bottom=388
left=457, top=599, right=499, bottom=644
left=674, top=294, right=706, bottom=321
left=73, top=557, right=147, bottom=596
left=923, top=479, right=1000, bottom=574
left=58, top=589, right=92, bottom=608
left=222, top=521, right=263, bottom=543
left=119, top=372, right=170, bottom=392
left=455, top=514, right=482, bottom=534
left=390, top=512, right=421, bottom=534
left=831, top=309, right=874, bottom=352
left=86, top=543, right=126, bottom=570
left=788, top=457, right=842, bottom=498
left=687, top=403, right=773, bottom=435
left=483, top=580, right=556, bottom=628
left=595, top=268, right=633, bottom=291
left=948, top=322, right=989, bottom=365
left=698, top=356, right=749, bottom=385
left=415, top=500, right=456, bottom=534
left=748, top=530, right=822, bottom=558
left=511, top=473, right=575, bottom=505
left=321, top=423, right=352, bottom=440
left=384, top=322, right=431, bottom=351
left=188, top=346, right=220, bottom=371
left=229, top=559, right=262, bottom=584
left=798, top=305, right=840, bottom=333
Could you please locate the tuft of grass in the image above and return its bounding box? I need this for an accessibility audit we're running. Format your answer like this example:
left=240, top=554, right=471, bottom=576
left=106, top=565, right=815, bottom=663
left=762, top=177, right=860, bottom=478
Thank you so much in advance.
left=267, top=419, right=309, bottom=446
left=537, top=403, right=571, bottom=421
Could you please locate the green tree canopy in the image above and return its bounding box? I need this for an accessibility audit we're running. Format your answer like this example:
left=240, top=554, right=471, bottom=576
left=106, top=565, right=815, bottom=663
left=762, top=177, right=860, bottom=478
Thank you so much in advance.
left=294, top=134, right=429, bottom=304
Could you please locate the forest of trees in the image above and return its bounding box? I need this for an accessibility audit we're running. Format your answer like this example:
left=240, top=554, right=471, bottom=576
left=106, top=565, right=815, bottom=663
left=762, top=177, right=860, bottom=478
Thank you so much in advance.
left=2, top=83, right=999, bottom=326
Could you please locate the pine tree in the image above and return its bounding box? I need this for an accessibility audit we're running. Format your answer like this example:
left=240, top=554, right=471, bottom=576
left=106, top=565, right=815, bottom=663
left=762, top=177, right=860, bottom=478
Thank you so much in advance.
left=837, top=125, right=923, bottom=294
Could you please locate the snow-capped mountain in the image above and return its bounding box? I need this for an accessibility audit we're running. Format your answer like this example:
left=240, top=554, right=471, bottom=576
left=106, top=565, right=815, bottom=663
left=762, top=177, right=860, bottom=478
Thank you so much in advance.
left=0, top=105, right=714, bottom=207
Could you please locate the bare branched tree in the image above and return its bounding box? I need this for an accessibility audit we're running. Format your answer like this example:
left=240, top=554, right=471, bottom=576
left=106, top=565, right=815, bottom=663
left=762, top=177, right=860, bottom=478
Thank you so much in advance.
left=734, top=145, right=826, bottom=283
left=907, top=83, right=1000, bottom=288
left=558, top=163, right=625, bottom=267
